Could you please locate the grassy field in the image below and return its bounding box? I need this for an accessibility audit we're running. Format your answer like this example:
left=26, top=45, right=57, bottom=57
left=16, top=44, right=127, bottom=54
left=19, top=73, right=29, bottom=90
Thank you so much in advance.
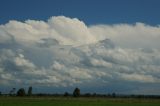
left=0, top=97, right=160, bottom=106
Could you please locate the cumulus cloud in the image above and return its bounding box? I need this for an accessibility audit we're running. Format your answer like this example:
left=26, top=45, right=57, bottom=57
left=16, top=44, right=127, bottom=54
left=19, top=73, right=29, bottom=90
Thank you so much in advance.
left=0, top=16, right=160, bottom=94
left=1, top=16, right=160, bottom=48
left=89, top=23, right=160, bottom=49
left=120, top=73, right=159, bottom=83
left=0, top=16, right=98, bottom=46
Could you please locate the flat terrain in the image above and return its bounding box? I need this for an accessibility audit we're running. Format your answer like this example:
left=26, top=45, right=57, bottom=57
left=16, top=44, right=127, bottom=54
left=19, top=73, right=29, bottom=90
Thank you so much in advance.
left=0, top=97, right=160, bottom=106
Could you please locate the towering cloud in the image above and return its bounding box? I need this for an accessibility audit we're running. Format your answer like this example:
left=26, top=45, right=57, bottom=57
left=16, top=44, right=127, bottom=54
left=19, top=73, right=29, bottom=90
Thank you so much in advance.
left=0, top=16, right=160, bottom=94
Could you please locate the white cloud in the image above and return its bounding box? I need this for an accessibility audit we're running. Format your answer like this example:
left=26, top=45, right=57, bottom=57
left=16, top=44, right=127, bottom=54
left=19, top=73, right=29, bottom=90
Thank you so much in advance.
left=0, top=16, right=160, bottom=94
left=0, top=27, right=13, bottom=43
left=1, top=16, right=160, bottom=48
left=14, top=54, right=36, bottom=68
left=0, top=16, right=98, bottom=46
left=90, top=58, right=113, bottom=68
left=48, top=16, right=97, bottom=45
left=1, top=73, right=13, bottom=80
left=89, top=23, right=160, bottom=49
left=68, top=67, right=92, bottom=80
left=51, top=61, right=65, bottom=70
left=120, top=73, right=159, bottom=83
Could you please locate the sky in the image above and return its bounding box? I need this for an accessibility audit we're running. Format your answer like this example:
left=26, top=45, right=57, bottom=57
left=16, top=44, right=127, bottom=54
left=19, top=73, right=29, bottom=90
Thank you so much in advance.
left=1, top=0, right=160, bottom=25
left=0, top=0, right=160, bottom=95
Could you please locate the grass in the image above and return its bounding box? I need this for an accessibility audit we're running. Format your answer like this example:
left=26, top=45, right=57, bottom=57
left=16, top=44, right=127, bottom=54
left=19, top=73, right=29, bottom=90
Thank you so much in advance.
left=0, top=97, right=160, bottom=106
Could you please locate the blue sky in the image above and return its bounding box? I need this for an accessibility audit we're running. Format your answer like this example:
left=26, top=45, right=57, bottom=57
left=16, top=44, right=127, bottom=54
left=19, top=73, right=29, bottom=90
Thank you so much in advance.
left=0, top=0, right=160, bottom=25
left=1, top=0, right=160, bottom=95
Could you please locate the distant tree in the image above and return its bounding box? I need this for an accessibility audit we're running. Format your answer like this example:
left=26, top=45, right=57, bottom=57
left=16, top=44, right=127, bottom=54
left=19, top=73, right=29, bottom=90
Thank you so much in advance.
left=107, top=93, right=111, bottom=97
left=9, top=88, right=16, bottom=96
left=73, top=87, right=80, bottom=97
left=64, top=92, right=69, bottom=97
left=112, top=92, right=116, bottom=98
left=28, top=86, right=32, bottom=96
left=92, top=93, right=97, bottom=97
left=84, top=93, right=91, bottom=97
left=0, top=91, right=1, bottom=96
left=17, top=88, right=26, bottom=96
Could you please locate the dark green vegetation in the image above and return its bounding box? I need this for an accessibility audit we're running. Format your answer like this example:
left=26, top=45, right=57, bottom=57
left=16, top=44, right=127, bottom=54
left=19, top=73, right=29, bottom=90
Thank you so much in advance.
left=1, top=87, right=160, bottom=106
left=0, top=97, right=160, bottom=106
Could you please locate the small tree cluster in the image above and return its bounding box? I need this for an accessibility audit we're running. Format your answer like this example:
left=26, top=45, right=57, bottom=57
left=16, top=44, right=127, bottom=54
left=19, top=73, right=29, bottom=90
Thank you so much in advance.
left=73, top=87, right=80, bottom=97
left=17, top=88, right=26, bottom=96
left=16, top=86, right=32, bottom=96
left=64, top=92, right=69, bottom=97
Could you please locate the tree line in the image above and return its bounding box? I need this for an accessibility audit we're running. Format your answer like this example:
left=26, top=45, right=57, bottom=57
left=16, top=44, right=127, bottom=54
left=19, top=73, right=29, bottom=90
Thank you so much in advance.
left=0, top=86, right=80, bottom=97
left=6, top=86, right=33, bottom=96
left=0, top=87, right=160, bottom=99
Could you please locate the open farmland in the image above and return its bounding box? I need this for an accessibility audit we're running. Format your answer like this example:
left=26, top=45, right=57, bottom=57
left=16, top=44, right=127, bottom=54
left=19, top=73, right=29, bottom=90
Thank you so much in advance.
left=0, top=97, right=160, bottom=106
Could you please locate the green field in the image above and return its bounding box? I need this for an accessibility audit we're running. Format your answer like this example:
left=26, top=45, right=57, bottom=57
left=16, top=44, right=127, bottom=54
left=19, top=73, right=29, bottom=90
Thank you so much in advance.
left=0, top=97, right=160, bottom=106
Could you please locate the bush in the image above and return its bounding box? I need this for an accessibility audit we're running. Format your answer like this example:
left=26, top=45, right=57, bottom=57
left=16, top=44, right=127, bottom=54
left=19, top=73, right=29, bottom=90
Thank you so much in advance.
left=64, top=92, right=69, bottom=97
left=17, top=88, right=26, bottom=96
